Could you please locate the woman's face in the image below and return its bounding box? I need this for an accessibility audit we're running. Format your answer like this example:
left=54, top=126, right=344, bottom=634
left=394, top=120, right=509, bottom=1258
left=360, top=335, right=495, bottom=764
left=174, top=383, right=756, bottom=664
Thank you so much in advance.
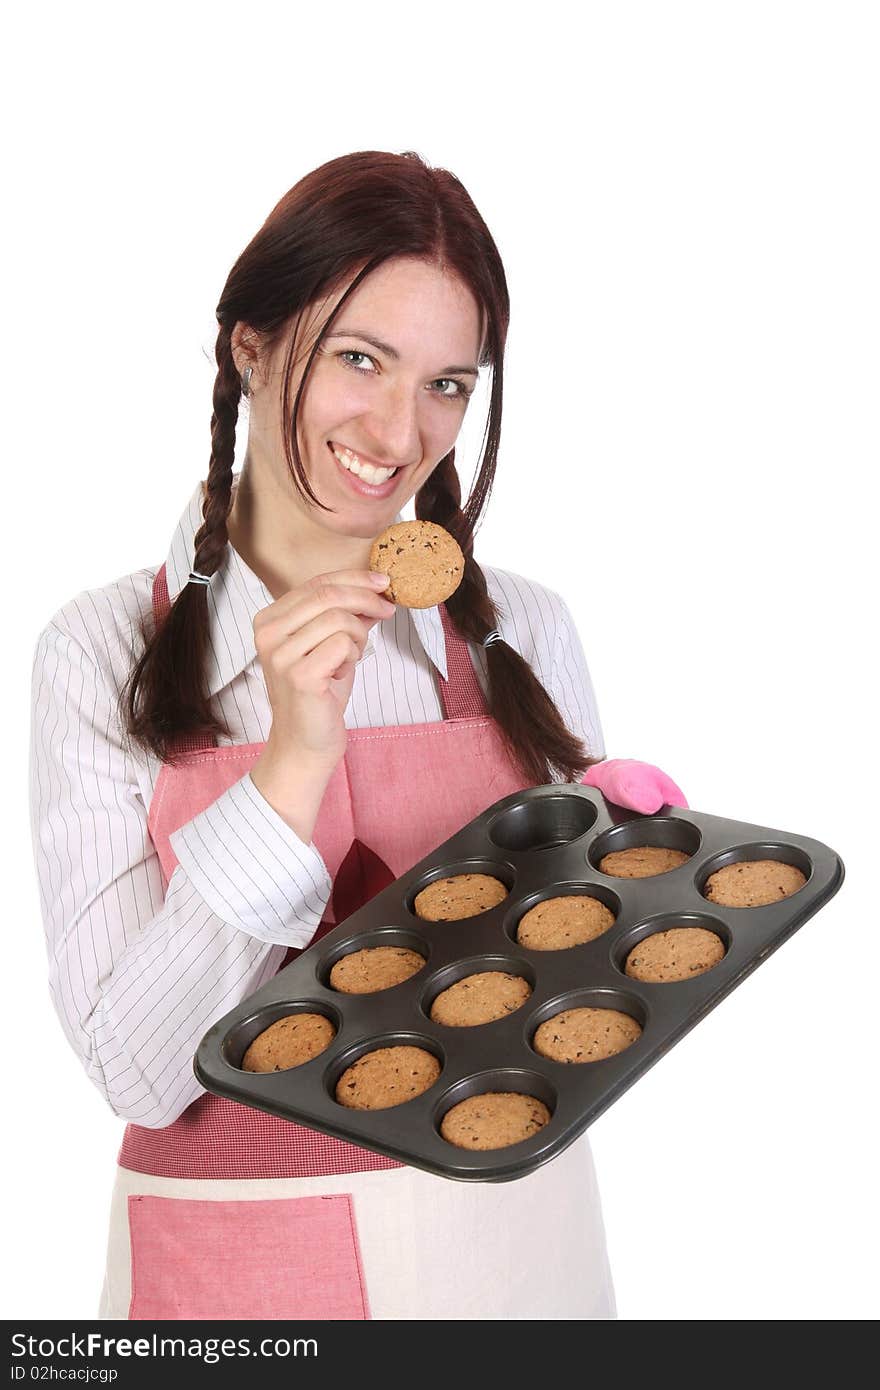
left=249, top=257, right=483, bottom=537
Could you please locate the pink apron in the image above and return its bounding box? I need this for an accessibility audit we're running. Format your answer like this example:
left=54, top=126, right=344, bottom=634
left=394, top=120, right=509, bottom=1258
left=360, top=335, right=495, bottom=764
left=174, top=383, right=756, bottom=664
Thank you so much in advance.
left=113, top=564, right=539, bottom=1319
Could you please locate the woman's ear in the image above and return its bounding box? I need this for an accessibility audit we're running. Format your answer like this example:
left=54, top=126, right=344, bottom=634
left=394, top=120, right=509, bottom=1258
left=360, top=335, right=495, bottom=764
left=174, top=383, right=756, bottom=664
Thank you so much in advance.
left=230, top=322, right=263, bottom=383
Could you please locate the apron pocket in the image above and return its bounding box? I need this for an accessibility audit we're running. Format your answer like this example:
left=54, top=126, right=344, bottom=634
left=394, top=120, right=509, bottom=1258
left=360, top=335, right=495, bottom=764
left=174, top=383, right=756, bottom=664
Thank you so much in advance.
left=127, top=1193, right=370, bottom=1320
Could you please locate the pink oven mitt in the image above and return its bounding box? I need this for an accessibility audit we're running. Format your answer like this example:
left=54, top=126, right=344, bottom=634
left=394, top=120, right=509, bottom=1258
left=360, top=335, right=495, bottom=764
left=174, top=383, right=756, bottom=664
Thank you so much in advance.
left=580, top=758, right=689, bottom=814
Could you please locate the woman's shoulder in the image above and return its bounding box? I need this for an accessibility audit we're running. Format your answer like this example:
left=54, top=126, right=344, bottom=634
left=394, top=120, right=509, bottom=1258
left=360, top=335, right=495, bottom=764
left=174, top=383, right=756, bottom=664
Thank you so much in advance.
left=481, top=562, right=569, bottom=613
left=479, top=562, right=603, bottom=758
left=479, top=562, right=576, bottom=672
left=33, top=564, right=159, bottom=689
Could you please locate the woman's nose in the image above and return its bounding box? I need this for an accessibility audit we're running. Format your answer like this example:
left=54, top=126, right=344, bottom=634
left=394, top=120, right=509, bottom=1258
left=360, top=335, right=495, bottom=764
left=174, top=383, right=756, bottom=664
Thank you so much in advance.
left=365, top=387, right=422, bottom=467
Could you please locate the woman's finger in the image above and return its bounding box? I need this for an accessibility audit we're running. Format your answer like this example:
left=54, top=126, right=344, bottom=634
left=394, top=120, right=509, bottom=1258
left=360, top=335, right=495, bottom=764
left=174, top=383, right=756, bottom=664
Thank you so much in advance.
left=264, top=612, right=372, bottom=677
left=254, top=584, right=394, bottom=649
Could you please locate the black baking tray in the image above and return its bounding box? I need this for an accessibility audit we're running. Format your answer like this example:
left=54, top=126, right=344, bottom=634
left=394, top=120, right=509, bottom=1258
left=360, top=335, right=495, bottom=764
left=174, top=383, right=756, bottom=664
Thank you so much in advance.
left=194, top=786, right=844, bottom=1182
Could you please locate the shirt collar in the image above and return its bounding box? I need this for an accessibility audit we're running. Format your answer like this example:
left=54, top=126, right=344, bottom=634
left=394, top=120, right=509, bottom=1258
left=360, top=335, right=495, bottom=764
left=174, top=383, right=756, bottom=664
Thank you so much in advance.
left=164, top=478, right=448, bottom=696
left=409, top=604, right=448, bottom=682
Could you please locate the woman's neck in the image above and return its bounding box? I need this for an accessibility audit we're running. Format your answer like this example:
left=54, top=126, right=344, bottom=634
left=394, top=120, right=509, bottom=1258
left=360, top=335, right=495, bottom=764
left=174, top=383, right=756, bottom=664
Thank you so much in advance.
left=224, top=462, right=374, bottom=601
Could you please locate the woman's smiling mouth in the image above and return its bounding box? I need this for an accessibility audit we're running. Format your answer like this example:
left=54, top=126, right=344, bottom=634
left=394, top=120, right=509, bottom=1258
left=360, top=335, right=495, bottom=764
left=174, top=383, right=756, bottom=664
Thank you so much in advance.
left=328, top=441, right=405, bottom=497
left=329, top=441, right=399, bottom=482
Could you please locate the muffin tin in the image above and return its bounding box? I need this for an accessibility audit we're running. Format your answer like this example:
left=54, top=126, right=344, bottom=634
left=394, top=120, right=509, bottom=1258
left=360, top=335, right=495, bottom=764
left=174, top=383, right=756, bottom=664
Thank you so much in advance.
left=194, top=786, right=844, bottom=1182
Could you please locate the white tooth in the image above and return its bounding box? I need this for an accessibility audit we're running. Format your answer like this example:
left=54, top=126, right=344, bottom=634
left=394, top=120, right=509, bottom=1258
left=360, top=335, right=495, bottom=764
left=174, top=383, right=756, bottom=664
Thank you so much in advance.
left=357, top=462, right=393, bottom=483
left=332, top=445, right=396, bottom=483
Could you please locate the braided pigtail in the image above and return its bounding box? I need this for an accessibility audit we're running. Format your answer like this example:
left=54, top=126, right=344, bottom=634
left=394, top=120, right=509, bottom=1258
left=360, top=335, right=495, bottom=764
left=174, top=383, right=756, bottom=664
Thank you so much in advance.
left=416, top=453, right=600, bottom=787
left=122, top=325, right=240, bottom=764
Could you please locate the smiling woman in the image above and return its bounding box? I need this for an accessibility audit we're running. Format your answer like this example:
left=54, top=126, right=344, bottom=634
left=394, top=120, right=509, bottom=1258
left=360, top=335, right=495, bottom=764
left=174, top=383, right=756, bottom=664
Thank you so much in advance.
left=125, top=150, right=596, bottom=791
left=28, top=149, right=683, bottom=1322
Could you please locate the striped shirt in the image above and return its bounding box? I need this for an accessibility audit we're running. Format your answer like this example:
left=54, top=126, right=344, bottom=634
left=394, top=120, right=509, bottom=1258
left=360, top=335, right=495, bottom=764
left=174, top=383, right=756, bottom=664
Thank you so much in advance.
left=29, top=478, right=605, bottom=1130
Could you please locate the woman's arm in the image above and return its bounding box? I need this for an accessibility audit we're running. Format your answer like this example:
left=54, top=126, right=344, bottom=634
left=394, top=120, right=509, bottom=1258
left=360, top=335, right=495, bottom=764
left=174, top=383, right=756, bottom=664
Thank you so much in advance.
left=29, top=620, right=333, bottom=1129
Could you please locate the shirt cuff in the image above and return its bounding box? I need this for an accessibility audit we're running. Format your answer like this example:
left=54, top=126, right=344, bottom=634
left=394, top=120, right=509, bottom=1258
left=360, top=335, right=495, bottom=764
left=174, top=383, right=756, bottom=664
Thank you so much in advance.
left=169, top=773, right=332, bottom=948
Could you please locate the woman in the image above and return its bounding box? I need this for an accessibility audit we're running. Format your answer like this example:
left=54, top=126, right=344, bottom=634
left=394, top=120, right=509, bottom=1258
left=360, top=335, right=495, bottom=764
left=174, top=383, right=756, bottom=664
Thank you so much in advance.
left=29, top=149, right=686, bottom=1320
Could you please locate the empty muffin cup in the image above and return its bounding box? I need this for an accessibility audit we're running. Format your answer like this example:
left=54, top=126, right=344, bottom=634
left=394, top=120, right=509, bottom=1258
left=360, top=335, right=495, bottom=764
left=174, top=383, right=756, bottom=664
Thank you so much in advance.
left=488, top=793, right=597, bottom=851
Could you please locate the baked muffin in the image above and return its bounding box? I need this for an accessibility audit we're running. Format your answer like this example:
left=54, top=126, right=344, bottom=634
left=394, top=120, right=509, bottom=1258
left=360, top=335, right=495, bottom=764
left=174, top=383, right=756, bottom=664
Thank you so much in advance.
left=241, top=1013, right=335, bottom=1072
left=440, top=1092, right=551, bottom=1151
left=532, top=1007, right=642, bottom=1063
left=624, top=926, right=725, bottom=983
left=413, top=873, right=508, bottom=921
left=430, top=971, right=532, bottom=1026
left=335, top=1045, right=441, bottom=1110
left=598, top=846, right=691, bottom=878
left=703, top=859, right=807, bottom=908
left=516, top=894, right=615, bottom=950
left=329, top=945, right=425, bottom=994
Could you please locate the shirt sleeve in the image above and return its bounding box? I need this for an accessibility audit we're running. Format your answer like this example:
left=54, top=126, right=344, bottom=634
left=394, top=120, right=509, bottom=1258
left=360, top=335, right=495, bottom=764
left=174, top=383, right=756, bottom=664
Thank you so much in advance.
left=549, top=593, right=606, bottom=767
left=169, top=773, right=332, bottom=944
left=28, top=621, right=333, bottom=1129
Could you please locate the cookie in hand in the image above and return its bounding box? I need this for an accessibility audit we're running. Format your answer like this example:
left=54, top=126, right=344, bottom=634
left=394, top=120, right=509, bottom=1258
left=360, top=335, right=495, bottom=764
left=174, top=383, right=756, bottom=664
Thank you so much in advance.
left=369, top=520, right=465, bottom=608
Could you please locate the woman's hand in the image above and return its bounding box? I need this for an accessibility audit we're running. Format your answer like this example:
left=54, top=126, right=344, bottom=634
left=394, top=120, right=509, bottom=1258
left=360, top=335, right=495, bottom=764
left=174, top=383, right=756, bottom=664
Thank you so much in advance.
left=254, top=568, right=394, bottom=766
left=249, top=570, right=395, bottom=833
left=580, top=758, right=689, bottom=814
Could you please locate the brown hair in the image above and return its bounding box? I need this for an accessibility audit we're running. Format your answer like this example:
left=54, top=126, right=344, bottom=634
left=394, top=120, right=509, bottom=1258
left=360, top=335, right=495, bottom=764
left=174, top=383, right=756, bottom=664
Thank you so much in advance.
left=123, top=150, right=599, bottom=785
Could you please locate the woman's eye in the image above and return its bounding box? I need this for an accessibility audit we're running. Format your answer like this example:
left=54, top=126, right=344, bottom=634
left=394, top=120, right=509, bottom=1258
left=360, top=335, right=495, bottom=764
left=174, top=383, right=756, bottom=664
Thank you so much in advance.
left=432, top=378, right=470, bottom=400
left=339, top=350, right=377, bottom=372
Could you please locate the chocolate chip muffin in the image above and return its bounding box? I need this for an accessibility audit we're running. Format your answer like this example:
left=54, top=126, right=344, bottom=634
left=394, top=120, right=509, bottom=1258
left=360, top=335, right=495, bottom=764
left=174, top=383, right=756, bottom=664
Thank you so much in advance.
left=430, top=971, right=532, bottom=1026
left=533, top=1007, right=642, bottom=1063
left=440, top=1092, right=551, bottom=1151
left=413, top=873, right=508, bottom=921
left=335, top=1045, right=441, bottom=1110
left=241, top=1013, right=336, bottom=1072
left=329, top=946, right=425, bottom=994
left=703, top=859, right=807, bottom=908
left=598, top=846, right=691, bottom=878
left=624, top=927, right=726, bottom=983
left=516, top=894, right=616, bottom=950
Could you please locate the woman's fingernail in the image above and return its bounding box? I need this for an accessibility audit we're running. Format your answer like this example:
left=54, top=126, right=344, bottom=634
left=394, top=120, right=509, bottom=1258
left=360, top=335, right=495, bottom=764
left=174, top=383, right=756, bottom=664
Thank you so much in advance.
left=371, top=573, right=390, bottom=585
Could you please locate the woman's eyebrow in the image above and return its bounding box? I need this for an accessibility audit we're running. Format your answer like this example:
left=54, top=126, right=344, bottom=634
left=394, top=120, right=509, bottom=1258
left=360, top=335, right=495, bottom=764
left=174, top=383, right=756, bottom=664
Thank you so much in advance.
left=325, top=328, right=479, bottom=377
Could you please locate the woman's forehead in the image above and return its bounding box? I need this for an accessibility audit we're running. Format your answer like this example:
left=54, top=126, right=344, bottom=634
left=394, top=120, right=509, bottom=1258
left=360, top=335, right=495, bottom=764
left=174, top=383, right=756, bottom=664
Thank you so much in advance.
left=318, top=257, right=483, bottom=359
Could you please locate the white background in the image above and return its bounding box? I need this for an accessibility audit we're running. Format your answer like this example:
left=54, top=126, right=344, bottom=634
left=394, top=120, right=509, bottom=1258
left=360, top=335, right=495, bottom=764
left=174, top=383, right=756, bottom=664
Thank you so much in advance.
left=4, top=1, right=876, bottom=1321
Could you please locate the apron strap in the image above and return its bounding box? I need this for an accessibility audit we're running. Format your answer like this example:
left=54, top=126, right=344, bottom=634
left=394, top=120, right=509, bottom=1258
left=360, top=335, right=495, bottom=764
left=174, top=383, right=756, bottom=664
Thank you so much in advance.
left=436, top=601, right=488, bottom=720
